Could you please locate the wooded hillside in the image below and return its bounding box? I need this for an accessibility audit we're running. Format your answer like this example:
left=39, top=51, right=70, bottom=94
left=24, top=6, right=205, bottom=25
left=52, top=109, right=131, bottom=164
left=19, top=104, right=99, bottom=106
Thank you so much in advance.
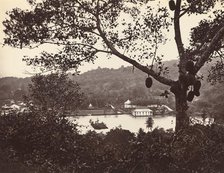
left=0, top=60, right=223, bottom=119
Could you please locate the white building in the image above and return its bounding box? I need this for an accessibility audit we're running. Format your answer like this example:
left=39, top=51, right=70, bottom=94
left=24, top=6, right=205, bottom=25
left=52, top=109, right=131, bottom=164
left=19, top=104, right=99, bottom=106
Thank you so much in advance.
left=10, top=104, right=20, bottom=110
left=132, top=108, right=153, bottom=117
left=124, top=99, right=136, bottom=109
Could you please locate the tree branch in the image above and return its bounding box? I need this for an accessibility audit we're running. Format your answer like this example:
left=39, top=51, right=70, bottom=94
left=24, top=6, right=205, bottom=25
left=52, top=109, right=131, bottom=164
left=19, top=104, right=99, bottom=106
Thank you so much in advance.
left=150, top=32, right=158, bottom=69
left=174, top=0, right=186, bottom=75
left=75, top=0, right=96, bottom=16
left=195, top=26, right=224, bottom=72
left=179, top=7, right=190, bottom=18
left=37, top=41, right=111, bottom=54
left=95, top=8, right=174, bottom=86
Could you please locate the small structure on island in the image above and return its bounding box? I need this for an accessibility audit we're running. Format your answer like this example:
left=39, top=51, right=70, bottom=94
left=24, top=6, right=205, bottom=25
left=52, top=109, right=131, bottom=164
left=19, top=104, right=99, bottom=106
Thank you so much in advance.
left=89, top=119, right=108, bottom=130
left=132, top=107, right=153, bottom=117
left=124, top=99, right=136, bottom=109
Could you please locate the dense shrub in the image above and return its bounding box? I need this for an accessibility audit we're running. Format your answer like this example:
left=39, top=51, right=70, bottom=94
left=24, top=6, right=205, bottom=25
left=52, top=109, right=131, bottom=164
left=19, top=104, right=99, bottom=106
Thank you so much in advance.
left=0, top=111, right=81, bottom=172
left=1, top=112, right=224, bottom=173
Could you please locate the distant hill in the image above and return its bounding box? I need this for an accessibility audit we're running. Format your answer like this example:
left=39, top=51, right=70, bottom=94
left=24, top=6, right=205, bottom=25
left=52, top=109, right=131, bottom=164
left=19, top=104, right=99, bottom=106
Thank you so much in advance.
left=0, top=77, right=31, bottom=90
left=0, top=60, right=221, bottom=111
left=0, top=77, right=31, bottom=106
left=70, top=60, right=178, bottom=108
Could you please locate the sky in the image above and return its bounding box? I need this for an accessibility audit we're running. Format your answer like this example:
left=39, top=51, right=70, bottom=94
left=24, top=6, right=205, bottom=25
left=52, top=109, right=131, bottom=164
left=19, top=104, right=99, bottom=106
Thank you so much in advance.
left=0, top=0, right=219, bottom=78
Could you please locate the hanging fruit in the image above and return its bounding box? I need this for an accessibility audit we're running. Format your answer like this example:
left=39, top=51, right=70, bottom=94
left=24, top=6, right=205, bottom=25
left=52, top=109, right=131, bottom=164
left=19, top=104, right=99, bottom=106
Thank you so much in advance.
left=193, top=80, right=201, bottom=96
left=186, top=60, right=195, bottom=74
left=187, top=91, right=195, bottom=102
left=193, top=90, right=200, bottom=97
left=186, top=73, right=196, bottom=86
left=194, top=80, right=201, bottom=91
left=145, top=77, right=153, bottom=88
left=169, top=0, right=176, bottom=11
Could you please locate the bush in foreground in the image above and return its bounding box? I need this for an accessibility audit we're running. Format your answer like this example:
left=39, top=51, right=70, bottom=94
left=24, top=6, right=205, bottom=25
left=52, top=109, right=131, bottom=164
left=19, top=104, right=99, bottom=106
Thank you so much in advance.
left=0, top=111, right=81, bottom=172
left=0, top=111, right=224, bottom=173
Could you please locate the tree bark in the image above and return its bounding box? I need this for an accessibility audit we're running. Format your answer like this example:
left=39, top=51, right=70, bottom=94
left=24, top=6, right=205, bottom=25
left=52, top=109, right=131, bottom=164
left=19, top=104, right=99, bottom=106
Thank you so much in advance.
left=173, top=0, right=190, bottom=131
left=175, top=86, right=189, bottom=131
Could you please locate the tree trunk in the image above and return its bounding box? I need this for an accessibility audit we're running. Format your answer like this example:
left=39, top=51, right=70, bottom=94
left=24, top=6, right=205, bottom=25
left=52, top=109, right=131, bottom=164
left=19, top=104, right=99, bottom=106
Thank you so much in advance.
left=175, top=87, right=189, bottom=132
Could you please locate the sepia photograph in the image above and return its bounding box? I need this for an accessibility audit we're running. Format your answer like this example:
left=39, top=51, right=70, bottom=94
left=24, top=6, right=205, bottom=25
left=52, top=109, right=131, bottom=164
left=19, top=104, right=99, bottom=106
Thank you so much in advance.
left=0, top=0, right=223, bottom=172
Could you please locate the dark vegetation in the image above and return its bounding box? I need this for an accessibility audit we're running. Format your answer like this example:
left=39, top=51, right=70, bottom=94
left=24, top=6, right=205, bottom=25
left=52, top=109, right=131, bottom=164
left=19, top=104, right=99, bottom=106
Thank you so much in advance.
left=0, top=111, right=224, bottom=173
left=1, top=61, right=223, bottom=121
left=28, top=73, right=84, bottom=114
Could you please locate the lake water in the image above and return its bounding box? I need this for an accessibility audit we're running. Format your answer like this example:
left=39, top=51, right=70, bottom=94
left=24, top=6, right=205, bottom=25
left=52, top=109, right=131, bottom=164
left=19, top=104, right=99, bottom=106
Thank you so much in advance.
left=68, top=114, right=176, bottom=134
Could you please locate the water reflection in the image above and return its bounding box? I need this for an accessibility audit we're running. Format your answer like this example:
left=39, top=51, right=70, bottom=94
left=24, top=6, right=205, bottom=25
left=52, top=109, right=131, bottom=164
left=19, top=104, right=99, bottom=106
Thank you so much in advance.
left=68, top=114, right=176, bottom=134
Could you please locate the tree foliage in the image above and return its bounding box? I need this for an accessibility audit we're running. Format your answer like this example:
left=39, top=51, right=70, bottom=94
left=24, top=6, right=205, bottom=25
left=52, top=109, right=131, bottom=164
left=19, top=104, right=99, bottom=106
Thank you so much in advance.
left=0, top=111, right=81, bottom=173
left=3, top=0, right=172, bottom=77
left=3, top=0, right=224, bottom=130
left=28, top=73, right=84, bottom=114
